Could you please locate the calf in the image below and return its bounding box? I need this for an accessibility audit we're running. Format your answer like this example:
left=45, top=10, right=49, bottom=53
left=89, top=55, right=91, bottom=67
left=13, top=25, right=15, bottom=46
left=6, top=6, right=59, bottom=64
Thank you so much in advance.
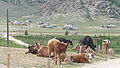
left=48, top=39, right=68, bottom=65
left=102, top=40, right=110, bottom=54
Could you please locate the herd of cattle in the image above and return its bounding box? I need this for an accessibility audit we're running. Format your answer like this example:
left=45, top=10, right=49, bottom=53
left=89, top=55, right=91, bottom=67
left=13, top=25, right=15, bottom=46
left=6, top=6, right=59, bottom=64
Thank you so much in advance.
left=25, top=36, right=114, bottom=65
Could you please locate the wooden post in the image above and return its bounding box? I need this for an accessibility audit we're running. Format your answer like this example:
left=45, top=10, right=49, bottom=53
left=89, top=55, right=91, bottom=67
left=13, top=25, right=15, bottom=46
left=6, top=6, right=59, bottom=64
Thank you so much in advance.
left=6, top=9, right=9, bottom=47
left=47, top=58, right=50, bottom=68
left=7, top=9, right=9, bottom=47
left=6, top=9, right=10, bottom=68
left=7, top=54, right=10, bottom=68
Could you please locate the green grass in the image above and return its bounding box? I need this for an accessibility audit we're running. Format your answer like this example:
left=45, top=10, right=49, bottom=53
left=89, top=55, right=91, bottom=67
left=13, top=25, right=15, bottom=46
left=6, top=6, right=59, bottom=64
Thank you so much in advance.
left=13, top=35, right=120, bottom=54
left=0, top=37, right=25, bottom=48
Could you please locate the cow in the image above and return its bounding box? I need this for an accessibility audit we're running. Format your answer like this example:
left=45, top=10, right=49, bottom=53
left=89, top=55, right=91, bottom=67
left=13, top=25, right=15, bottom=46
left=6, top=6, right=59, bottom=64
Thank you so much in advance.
left=25, top=42, right=43, bottom=54
left=48, top=39, right=68, bottom=65
left=25, top=42, right=54, bottom=58
left=72, top=45, right=95, bottom=58
left=102, top=40, right=110, bottom=54
left=54, top=37, right=73, bottom=45
left=34, top=45, right=50, bottom=57
left=77, top=36, right=96, bottom=53
left=64, top=53, right=90, bottom=63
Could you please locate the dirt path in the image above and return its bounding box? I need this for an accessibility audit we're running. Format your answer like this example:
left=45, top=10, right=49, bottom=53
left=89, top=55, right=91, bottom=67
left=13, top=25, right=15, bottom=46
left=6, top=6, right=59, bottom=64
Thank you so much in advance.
left=81, top=58, right=120, bottom=68
left=0, top=33, right=29, bottom=47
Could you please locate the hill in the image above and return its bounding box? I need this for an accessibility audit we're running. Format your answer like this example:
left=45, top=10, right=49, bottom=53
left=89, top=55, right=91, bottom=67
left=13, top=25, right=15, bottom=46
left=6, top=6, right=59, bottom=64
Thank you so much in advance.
left=0, top=0, right=47, bottom=19
left=35, top=0, right=120, bottom=19
left=0, top=0, right=120, bottom=26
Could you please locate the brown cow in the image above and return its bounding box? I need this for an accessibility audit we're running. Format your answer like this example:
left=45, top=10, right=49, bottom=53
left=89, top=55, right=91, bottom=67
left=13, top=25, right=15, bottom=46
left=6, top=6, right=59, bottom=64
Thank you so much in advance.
left=25, top=42, right=43, bottom=54
left=72, top=45, right=95, bottom=59
left=48, top=39, right=68, bottom=65
left=25, top=42, right=54, bottom=58
left=64, top=53, right=89, bottom=63
left=35, top=45, right=49, bottom=57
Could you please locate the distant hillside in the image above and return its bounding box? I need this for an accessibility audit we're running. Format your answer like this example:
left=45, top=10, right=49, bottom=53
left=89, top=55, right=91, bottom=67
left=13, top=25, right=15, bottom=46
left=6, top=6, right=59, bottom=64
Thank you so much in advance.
left=0, top=0, right=120, bottom=23
left=0, top=0, right=47, bottom=19
left=35, top=0, right=120, bottom=20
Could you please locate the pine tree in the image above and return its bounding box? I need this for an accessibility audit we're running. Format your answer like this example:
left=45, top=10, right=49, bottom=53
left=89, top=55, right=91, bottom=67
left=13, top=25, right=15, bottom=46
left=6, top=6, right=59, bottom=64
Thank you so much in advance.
left=24, top=30, right=28, bottom=35
left=65, top=31, right=69, bottom=36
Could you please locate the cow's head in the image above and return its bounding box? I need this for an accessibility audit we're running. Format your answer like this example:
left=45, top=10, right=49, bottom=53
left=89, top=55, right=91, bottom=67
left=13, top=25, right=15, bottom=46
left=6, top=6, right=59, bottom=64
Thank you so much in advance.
left=25, top=45, right=38, bottom=54
left=85, top=53, right=94, bottom=60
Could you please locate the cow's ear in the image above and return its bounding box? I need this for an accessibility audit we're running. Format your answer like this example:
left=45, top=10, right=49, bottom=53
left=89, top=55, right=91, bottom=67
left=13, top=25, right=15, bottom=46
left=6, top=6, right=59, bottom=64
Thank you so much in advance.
left=68, top=39, right=72, bottom=41
left=35, top=43, right=37, bottom=46
left=28, top=45, right=31, bottom=49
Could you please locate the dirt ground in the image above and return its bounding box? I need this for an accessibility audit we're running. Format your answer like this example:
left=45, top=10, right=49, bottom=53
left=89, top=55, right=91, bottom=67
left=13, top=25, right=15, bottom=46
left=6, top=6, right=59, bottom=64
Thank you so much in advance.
left=81, top=58, right=120, bottom=68
left=0, top=47, right=81, bottom=68
left=0, top=46, right=120, bottom=68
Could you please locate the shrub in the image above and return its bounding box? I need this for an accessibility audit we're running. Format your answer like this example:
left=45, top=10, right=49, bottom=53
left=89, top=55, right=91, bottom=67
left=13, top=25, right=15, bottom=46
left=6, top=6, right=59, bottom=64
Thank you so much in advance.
left=65, top=31, right=69, bottom=36
left=24, top=30, right=28, bottom=35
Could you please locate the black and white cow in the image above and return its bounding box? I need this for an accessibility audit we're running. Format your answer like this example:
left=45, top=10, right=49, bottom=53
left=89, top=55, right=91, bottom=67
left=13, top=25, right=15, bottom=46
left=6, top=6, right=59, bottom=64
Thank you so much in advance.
left=78, top=36, right=96, bottom=51
left=54, top=37, right=73, bottom=46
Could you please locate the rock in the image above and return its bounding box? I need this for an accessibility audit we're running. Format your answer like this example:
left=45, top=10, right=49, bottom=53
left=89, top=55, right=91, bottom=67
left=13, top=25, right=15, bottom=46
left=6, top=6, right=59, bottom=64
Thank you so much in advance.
left=34, top=0, right=120, bottom=19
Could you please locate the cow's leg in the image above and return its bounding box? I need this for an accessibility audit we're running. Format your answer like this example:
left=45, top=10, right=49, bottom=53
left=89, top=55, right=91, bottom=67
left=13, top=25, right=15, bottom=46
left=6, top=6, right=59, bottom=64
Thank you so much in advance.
left=58, top=53, right=61, bottom=65
left=79, top=46, right=82, bottom=53
left=106, top=45, right=109, bottom=55
left=25, top=52, right=29, bottom=54
left=55, top=53, right=57, bottom=65
left=48, top=48, right=52, bottom=58
left=102, top=46, right=105, bottom=54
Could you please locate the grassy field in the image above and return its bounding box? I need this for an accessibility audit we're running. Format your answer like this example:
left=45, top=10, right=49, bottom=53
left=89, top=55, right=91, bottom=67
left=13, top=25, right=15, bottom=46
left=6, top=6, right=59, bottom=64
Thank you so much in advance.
left=0, top=37, right=25, bottom=48
left=13, top=35, right=120, bottom=54
left=0, top=35, right=120, bottom=68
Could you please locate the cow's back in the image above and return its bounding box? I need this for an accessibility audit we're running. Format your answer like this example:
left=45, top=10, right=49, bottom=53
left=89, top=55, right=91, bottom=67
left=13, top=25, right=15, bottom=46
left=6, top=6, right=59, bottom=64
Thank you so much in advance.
left=80, top=36, right=95, bottom=51
left=71, top=53, right=89, bottom=63
left=48, top=39, right=60, bottom=54
left=38, top=46, right=49, bottom=57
